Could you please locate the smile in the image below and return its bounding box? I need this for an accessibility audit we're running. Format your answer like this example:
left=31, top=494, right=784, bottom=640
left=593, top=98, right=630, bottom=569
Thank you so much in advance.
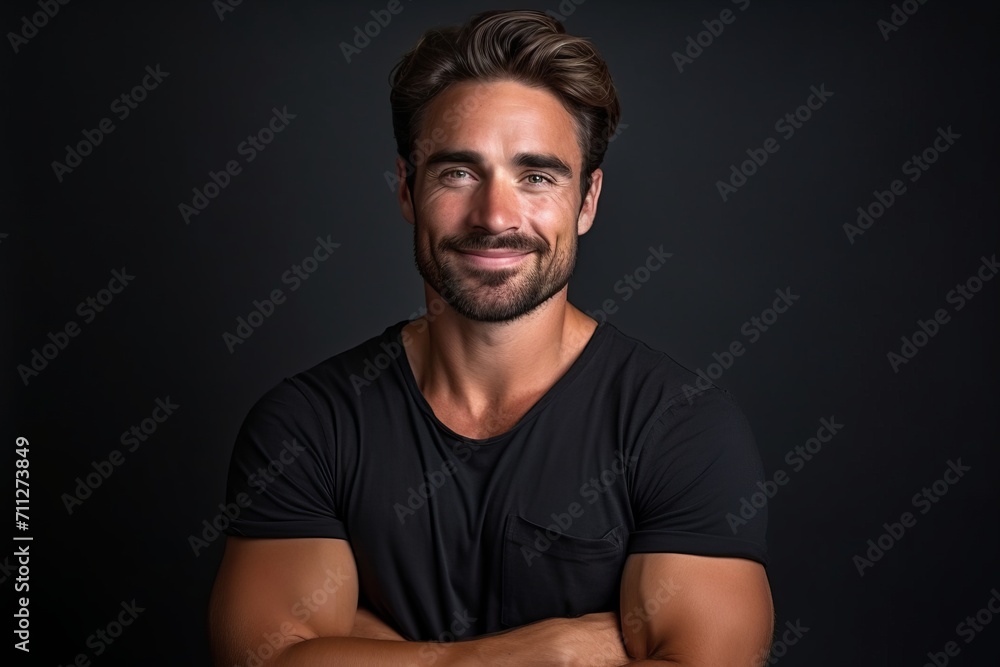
left=456, top=249, right=532, bottom=268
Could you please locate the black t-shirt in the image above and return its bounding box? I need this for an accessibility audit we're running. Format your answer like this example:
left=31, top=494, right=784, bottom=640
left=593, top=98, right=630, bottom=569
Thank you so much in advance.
left=223, top=318, right=768, bottom=640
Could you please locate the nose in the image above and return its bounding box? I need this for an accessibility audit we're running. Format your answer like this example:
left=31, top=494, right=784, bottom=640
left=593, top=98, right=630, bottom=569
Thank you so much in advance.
left=470, top=175, right=520, bottom=234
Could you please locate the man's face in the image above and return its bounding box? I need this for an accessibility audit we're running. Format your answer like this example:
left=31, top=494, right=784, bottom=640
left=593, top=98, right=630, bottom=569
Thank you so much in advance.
left=397, top=79, right=602, bottom=323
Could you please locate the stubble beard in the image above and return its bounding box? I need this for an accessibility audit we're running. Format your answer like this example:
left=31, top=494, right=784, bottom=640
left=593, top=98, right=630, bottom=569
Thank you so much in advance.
left=412, top=214, right=578, bottom=323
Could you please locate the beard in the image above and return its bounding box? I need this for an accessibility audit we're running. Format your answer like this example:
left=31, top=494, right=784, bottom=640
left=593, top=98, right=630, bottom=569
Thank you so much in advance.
left=412, top=212, right=578, bottom=323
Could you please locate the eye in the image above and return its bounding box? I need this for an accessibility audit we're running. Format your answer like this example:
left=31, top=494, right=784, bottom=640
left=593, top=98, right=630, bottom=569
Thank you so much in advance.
left=525, top=173, right=553, bottom=185
left=441, top=168, right=471, bottom=180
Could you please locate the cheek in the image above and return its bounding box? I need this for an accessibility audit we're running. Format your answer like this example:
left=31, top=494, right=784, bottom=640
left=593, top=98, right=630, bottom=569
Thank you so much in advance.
left=531, top=197, right=577, bottom=238
left=511, top=192, right=564, bottom=227
left=420, top=189, right=470, bottom=220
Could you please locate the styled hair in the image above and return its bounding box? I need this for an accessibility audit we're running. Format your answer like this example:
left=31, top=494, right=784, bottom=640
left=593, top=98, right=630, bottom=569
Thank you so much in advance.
left=389, top=9, right=621, bottom=201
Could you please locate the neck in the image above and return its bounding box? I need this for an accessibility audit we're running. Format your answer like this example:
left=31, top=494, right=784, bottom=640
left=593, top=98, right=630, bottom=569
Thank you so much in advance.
left=402, top=287, right=598, bottom=413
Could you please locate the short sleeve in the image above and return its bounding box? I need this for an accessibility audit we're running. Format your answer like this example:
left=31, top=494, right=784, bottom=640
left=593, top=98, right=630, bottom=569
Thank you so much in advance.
left=627, top=388, right=768, bottom=566
left=223, top=378, right=347, bottom=540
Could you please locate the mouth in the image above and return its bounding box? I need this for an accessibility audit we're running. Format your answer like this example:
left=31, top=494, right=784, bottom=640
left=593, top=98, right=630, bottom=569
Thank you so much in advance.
left=456, top=248, right=532, bottom=268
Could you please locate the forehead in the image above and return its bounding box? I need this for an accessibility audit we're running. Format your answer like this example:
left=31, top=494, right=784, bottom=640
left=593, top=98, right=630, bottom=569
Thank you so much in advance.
left=419, top=79, right=582, bottom=167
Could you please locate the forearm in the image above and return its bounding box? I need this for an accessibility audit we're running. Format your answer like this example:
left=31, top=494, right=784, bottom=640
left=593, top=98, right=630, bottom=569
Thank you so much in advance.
left=275, top=623, right=550, bottom=667
left=274, top=612, right=627, bottom=667
left=273, top=635, right=483, bottom=666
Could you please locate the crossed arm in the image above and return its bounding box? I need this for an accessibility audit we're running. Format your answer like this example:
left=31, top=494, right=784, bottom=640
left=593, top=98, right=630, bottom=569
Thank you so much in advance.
left=209, top=536, right=773, bottom=666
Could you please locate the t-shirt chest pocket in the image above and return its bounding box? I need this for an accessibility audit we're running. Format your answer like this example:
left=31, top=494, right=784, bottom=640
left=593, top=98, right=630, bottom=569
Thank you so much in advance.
left=500, top=513, right=625, bottom=628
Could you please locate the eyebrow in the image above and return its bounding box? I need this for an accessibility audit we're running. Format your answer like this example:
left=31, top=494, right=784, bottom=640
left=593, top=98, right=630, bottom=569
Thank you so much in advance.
left=513, top=152, right=574, bottom=179
left=424, top=150, right=574, bottom=180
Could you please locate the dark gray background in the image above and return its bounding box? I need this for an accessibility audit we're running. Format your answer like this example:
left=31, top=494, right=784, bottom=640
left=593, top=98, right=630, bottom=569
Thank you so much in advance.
left=4, top=0, right=998, bottom=665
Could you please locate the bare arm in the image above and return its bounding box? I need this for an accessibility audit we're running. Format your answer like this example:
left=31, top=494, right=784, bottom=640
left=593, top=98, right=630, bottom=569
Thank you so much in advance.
left=619, top=553, right=774, bottom=666
left=349, top=606, right=406, bottom=641
left=209, top=535, right=633, bottom=667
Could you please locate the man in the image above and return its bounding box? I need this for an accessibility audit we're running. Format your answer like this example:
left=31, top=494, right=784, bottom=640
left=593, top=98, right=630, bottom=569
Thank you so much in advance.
left=210, top=9, right=773, bottom=666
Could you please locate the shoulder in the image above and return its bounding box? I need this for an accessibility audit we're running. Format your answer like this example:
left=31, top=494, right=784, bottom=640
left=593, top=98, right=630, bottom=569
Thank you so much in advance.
left=595, top=323, right=758, bottom=469
left=267, top=318, right=411, bottom=406
left=640, top=387, right=756, bottom=462
left=235, top=319, right=411, bottom=441
left=597, top=321, right=736, bottom=414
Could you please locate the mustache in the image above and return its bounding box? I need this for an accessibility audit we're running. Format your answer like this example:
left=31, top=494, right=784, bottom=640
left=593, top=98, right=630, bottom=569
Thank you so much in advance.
left=445, top=234, right=547, bottom=253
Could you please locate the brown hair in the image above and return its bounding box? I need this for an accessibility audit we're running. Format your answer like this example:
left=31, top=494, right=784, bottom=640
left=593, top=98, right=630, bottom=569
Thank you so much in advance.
left=389, top=9, right=621, bottom=202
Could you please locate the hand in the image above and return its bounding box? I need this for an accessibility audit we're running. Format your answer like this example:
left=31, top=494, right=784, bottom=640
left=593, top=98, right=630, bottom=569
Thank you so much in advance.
left=475, top=611, right=630, bottom=667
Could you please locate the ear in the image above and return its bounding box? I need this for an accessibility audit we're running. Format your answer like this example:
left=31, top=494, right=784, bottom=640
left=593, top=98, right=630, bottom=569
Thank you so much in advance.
left=397, top=156, right=415, bottom=225
left=576, top=168, right=603, bottom=236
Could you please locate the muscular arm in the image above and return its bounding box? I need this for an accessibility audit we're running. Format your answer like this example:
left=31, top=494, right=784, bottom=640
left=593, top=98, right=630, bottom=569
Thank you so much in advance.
left=209, top=535, right=632, bottom=667
left=619, top=553, right=774, bottom=666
